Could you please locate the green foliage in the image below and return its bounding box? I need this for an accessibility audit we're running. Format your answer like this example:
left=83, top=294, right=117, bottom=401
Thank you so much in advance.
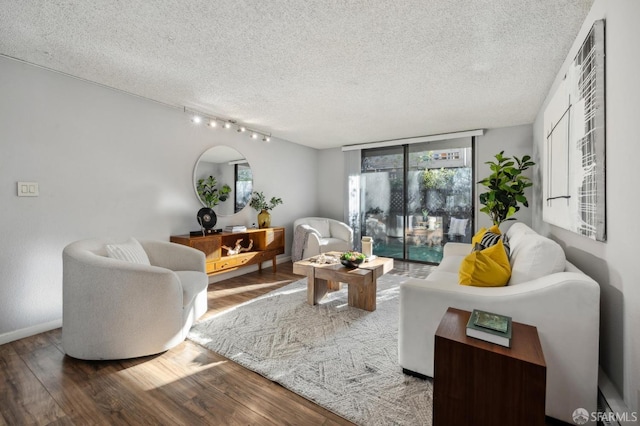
left=196, top=176, right=231, bottom=208
left=478, top=151, right=535, bottom=226
left=249, top=191, right=283, bottom=211
left=423, top=167, right=455, bottom=189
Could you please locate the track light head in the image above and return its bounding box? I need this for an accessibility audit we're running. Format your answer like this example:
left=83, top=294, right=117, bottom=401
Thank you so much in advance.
left=186, top=107, right=271, bottom=142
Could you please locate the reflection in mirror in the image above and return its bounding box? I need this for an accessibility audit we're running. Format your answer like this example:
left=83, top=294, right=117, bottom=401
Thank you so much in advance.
left=193, top=146, right=253, bottom=216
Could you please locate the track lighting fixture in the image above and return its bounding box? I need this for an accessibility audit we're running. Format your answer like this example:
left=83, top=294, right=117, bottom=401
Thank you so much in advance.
left=184, top=107, right=272, bottom=142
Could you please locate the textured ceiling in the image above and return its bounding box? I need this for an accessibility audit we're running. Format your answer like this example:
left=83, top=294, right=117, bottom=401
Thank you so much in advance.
left=0, top=1, right=594, bottom=149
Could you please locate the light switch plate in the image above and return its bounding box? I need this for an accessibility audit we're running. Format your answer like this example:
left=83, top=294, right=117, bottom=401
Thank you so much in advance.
left=17, top=181, right=39, bottom=197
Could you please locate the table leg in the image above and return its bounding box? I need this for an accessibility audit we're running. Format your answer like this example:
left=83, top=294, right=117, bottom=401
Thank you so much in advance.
left=347, top=278, right=376, bottom=311
left=272, top=256, right=277, bottom=273
left=308, top=277, right=329, bottom=306
left=328, top=280, right=342, bottom=291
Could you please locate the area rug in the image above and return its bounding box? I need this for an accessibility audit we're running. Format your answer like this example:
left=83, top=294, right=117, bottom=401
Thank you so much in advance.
left=188, top=274, right=433, bottom=426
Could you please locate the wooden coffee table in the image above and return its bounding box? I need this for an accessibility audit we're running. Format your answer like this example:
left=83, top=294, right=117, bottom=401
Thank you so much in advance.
left=293, top=252, right=393, bottom=311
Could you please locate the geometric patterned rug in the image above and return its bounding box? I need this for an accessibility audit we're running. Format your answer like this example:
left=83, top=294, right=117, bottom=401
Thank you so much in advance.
left=188, top=274, right=433, bottom=426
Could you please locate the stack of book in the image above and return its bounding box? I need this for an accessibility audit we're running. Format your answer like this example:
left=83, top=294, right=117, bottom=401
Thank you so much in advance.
left=466, top=309, right=512, bottom=347
left=224, top=225, right=247, bottom=233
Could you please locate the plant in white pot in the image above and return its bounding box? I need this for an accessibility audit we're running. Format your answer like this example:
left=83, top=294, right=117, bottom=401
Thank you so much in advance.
left=249, top=191, right=283, bottom=229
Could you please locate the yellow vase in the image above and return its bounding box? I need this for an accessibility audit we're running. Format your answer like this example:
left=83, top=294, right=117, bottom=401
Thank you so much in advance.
left=258, top=209, right=271, bottom=229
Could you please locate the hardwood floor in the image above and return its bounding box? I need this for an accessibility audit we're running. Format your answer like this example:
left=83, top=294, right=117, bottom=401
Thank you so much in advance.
left=0, top=260, right=569, bottom=425
left=0, top=262, right=353, bottom=426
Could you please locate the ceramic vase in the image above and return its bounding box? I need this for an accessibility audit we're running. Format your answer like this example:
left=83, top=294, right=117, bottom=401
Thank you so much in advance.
left=258, top=209, right=271, bottom=229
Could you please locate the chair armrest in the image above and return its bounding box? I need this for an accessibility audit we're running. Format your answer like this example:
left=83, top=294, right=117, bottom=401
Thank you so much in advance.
left=330, top=221, right=354, bottom=247
left=443, top=242, right=472, bottom=257
left=304, top=232, right=322, bottom=258
left=141, top=240, right=206, bottom=272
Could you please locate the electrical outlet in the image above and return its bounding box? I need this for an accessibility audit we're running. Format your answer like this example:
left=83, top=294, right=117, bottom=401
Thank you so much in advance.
left=17, top=181, right=39, bottom=197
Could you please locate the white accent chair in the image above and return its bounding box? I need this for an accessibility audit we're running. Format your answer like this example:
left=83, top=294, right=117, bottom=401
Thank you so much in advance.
left=293, top=217, right=353, bottom=259
left=62, top=238, right=209, bottom=360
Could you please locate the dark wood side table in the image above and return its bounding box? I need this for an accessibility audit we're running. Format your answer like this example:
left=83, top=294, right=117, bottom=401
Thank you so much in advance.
left=433, top=308, right=546, bottom=426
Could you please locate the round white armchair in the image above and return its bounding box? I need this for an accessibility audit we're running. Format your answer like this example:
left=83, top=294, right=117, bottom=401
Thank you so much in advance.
left=292, top=217, right=353, bottom=261
left=62, top=238, right=209, bottom=360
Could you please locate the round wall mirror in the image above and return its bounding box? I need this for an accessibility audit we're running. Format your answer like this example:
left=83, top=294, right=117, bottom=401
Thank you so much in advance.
left=193, top=146, right=253, bottom=216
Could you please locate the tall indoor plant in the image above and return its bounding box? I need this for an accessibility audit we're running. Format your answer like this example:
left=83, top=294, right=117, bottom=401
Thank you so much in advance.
left=478, top=151, right=535, bottom=226
left=250, top=191, right=283, bottom=229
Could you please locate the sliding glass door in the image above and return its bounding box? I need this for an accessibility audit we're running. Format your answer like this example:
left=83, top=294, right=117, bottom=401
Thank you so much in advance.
left=360, top=138, right=473, bottom=264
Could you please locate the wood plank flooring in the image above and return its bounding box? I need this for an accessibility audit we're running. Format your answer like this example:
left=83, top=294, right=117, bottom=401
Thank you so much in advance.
left=0, top=262, right=353, bottom=426
left=0, top=259, right=568, bottom=425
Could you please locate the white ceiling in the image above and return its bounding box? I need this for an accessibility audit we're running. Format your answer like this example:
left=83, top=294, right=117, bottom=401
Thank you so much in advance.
left=0, top=1, right=594, bottom=149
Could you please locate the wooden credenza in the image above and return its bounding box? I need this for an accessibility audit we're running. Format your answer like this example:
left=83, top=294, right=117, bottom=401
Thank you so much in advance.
left=170, top=227, right=285, bottom=276
left=433, top=307, right=546, bottom=426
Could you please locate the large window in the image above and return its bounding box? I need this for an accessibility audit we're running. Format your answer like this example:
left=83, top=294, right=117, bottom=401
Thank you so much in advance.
left=359, top=138, right=473, bottom=264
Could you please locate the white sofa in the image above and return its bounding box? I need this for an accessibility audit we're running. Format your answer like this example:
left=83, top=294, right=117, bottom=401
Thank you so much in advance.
left=62, top=238, right=209, bottom=360
left=399, top=223, right=600, bottom=425
left=292, top=217, right=353, bottom=260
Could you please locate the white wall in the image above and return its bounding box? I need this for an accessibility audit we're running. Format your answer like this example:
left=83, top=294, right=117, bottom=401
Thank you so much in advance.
left=0, top=56, right=318, bottom=341
left=532, top=0, right=640, bottom=413
left=316, top=147, right=345, bottom=220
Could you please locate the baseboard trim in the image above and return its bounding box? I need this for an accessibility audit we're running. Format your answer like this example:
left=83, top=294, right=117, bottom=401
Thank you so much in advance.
left=599, top=366, right=631, bottom=425
left=0, top=318, right=62, bottom=346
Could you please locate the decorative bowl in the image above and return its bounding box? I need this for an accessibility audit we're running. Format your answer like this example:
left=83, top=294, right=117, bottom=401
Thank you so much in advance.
left=340, top=251, right=366, bottom=269
left=341, top=259, right=363, bottom=269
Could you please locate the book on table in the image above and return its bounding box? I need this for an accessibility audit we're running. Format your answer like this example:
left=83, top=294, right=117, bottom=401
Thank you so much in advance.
left=224, top=225, right=247, bottom=233
left=465, top=309, right=512, bottom=347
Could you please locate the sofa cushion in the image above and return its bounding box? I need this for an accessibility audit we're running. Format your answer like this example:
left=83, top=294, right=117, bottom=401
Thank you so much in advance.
left=437, top=254, right=466, bottom=273
left=506, top=222, right=537, bottom=241
left=106, top=237, right=151, bottom=265
left=509, top=234, right=566, bottom=285
left=308, top=219, right=331, bottom=238
left=459, top=239, right=511, bottom=287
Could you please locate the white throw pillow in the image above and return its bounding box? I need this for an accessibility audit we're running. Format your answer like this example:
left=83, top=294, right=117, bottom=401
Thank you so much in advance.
left=106, top=237, right=151, bottom=265
left=449, top=217, right=469, bottom=236
left=509, top=235, right=565, bottom=285
left=308, top=219, right=331, bottom=238
left=426, top=216, right=438, bottom=230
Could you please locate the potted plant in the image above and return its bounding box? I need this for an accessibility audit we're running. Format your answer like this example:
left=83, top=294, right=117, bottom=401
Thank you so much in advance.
left=478, top=151, right=535, bottom=226
left=195, top=176, right=232, bottom=230
left=249, top=191, right=283, bottom=228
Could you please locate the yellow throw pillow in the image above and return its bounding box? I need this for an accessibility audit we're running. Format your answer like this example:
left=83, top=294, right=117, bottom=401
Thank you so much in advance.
left=471, top=227, right=487, bottom=246
left=459, top=238, right=511, bottom=287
